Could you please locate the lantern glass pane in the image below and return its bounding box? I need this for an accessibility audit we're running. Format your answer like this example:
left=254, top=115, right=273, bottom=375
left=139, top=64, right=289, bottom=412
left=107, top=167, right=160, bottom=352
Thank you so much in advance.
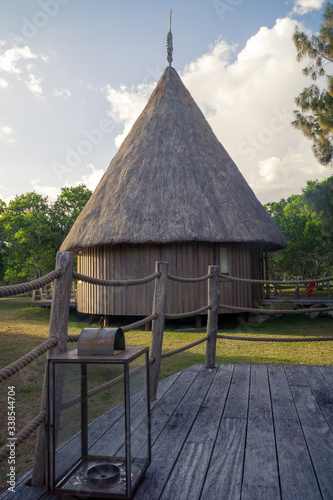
left=52, top=363, right=82, bottom=480
left=49, top=347, right=150, bottom=499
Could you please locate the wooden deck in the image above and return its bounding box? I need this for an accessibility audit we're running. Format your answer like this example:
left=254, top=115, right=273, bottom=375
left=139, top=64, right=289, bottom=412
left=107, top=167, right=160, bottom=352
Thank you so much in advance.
left=261, top=297, right=333, bottom=306
left=31, top=299, right=77, bottom=309
left=1, top=363, right=333, bottom=499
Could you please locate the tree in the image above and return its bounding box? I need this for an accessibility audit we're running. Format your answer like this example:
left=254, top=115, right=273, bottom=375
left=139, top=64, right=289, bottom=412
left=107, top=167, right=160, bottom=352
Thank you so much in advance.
left=1, top=192, right=53, bottom=283
left=0, top=199, right=7, bottom=282
left=292, top=2, right=333, bottom=165
left=0, top=185, right=91, bottom=285
left=50, top=184, right=92, bottom=250
left=265, top=194, right=333, bottom=279
left=303, top=176, right=333, bottom=236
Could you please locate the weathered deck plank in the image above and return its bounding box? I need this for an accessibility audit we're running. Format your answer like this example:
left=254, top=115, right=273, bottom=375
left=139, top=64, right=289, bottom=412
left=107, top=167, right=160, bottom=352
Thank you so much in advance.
left=268, top=365, right=322, bottom=500
left=159, top=364, right=234, bottom=500
left=290, top=383, right=333, bottom=499
left=1, top=363, right=333, bottom=500
left=242, top=365, right=280, bottom=500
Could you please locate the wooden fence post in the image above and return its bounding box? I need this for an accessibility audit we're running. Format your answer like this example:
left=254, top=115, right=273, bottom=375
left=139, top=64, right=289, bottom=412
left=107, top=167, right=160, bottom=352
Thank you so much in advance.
left=31, top=251, right=74, bottom=487
left=205, top=265, right=220, bottom=369
left=149, top=261, right=168, bottom=401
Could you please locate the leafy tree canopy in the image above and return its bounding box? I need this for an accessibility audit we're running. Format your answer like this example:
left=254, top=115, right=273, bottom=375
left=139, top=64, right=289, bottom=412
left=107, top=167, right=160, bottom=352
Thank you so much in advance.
left=293, top=1, right=333, bottom=164
left=265, top=192, right=333, bottom=280
left=50, top=184, right=92, bottom=249
left=1, top=192, right=53, bottom=283
left=303, top=175, right=333, bottom=237
left=0, top=185, right=91, bottom=284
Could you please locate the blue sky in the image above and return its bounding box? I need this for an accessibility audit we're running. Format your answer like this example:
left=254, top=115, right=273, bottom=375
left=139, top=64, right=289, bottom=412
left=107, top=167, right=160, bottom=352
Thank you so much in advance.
left=0, top=0, right=330, bottom=204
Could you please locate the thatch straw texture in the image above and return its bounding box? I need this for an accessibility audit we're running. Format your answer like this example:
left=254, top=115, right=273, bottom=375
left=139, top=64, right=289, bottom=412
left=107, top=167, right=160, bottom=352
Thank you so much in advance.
left=61, top=67, right=286, bottom=252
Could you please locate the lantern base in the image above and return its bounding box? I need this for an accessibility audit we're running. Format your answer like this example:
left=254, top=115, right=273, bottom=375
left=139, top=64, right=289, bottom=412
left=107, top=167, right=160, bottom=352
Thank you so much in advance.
left=55, top=457, right=144, bottom=498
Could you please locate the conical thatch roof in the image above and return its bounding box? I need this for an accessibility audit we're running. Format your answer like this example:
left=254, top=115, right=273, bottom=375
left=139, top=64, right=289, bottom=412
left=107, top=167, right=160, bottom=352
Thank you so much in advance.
left=61, top=66, right=286, bottom=252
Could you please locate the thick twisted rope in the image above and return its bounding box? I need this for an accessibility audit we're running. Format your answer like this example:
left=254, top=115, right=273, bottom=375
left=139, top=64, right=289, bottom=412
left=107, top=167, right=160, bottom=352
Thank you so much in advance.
left=0, top=409, right=46, bottom=462
left=122, top=314, right=157, bottom=332
left=160, top=336, right=209, bottom=359
left=0, top=337, right=58, bottom=383
left=165, top=305, right=211, bottom=320
left=0, top=269, right=61, bottom=298
left=67, top=334, right=80, bottom=342
left=73, top=271, right=160, bottom=287
left=168, top=273, right=212, bottom=283
left=218, top=303, right=333, bottom=314
left=217, top=334, right=333, bottom=342
left=219, top=273, right=333, bottom=285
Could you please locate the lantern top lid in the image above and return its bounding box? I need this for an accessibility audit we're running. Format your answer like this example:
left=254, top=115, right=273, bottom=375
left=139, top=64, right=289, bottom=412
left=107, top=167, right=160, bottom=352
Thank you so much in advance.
left=49, top=345, right=148, bottom=363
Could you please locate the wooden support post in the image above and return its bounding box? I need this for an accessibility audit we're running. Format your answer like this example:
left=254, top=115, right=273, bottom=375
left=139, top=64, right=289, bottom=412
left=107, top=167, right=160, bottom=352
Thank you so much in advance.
left=264, top=251, right=270, bottom=298
left=149, top=261, right=168, bottom=401
left=31, top=251, right=74, bottom=487
left=295, top=284, right=300, bottom=299
left=327, top=280, right=331, bottom=300
left=205, top=265, right=220, bottom=369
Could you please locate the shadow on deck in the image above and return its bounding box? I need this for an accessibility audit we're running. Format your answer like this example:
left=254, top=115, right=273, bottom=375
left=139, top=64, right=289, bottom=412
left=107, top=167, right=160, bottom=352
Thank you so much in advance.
left=1, top=363, right=333, bottom=500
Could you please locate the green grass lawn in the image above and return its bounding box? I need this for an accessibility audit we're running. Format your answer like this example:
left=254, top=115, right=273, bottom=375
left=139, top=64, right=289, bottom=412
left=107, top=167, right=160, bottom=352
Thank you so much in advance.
left=0, top=296, right=332, bottom=491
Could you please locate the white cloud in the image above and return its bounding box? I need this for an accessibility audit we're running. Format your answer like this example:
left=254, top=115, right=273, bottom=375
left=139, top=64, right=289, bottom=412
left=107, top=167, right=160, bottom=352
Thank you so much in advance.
left=255, top=151, right=327, bottom=202
left=2, top=126, right=12, bottom=135
left=0, top=125, right=14, bottom=144
left=31, top=165, right=105, bottom=201
left=103, top=16, right=329, bottom=204
left=292, top=0, right=325, bottom=15
left=75, top=164, right=104, bottom=191
left=105, top=83, right=154, bottom=148
left=53, top=87, right=71, bottom=99
left=0, top=78, right=8, bottom=88
left=0, top=42, right=48, bottom=96
left=31, top=179, right=61, bottom=201
left=25, top=73, right=43, bottom=96
left=0, top=45, right=37, bottom=74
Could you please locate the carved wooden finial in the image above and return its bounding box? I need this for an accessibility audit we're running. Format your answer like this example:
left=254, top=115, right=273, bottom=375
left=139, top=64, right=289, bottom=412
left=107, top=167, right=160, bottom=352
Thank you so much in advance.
left=167, top=8, right=173, bottom=67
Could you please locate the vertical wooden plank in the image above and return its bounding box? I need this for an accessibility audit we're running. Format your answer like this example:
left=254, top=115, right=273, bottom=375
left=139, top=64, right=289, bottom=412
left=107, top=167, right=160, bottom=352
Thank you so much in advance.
left=302, top=366, right=333, bottom=431
left=290, top=383, right=333, bottom=499
left=160, top=365, right=234, bottom=500
left=136, top=366, right=215, bottom=500
left=242, top=365, right=281, bottom=500
left=268, top=365, right=322, bottom=500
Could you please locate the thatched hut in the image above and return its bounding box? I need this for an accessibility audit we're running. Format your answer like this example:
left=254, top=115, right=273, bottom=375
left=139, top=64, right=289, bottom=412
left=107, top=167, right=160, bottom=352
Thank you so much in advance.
left=61, top=65, right=286, bottom=319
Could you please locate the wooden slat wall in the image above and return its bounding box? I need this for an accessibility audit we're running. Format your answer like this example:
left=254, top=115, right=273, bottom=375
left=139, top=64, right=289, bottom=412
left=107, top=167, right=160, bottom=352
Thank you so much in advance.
left=77, top=243, right=263, bottom=316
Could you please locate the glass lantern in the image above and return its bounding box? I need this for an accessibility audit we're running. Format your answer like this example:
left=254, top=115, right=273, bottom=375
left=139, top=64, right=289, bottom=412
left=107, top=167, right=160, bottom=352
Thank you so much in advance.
left=47, top=327, right=151, bottom=499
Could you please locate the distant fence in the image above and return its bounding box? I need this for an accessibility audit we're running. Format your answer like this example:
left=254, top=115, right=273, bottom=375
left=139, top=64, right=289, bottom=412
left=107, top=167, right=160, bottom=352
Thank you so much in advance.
left=1, top=252, right=333, bottom=490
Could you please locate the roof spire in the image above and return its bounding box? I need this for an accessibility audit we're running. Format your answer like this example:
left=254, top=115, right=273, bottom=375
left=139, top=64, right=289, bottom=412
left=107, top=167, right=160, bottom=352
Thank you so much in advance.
left=167, top=8, right=173, bottom=67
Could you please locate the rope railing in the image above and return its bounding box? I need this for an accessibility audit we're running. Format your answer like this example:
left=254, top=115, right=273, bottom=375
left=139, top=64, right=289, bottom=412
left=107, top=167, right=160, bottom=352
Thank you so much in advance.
left=168, top=272, right=212, bottom=283
left=73, top=271, right=160, bottom=287
left=122, top=313, right=157, bottom=332
left=0, top=269, right=61, bottom=298
left=217, top=334, right=333, bottom=342
left=0, top=410, right=47, bottom=462
left=219, top=273, right=333, bottom=285
left=0, top=337, right=59, bottom=383
left=165, top=304, right=211, bottom=320
left=218, top=303, right=333, bottom=314
left=160, top=336, right=209, bottom=359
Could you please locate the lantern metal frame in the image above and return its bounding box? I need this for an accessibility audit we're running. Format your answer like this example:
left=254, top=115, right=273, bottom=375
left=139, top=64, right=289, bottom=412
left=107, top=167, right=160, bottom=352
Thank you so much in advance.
left=47, top=345, right=151, bottom=499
